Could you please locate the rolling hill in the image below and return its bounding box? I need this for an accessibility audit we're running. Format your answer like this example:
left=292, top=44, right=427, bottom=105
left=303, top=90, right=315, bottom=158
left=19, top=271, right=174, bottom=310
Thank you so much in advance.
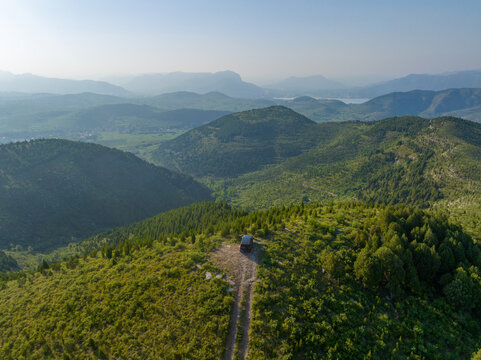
left=228, top=117, right=481, bottom=236
left=0, top=92, right=125, bottom=112
left=152, top=107, right=481, bottom=238
left=152, top=106, right=332, bottom=177
left=354, top=88, right=481, bottom=120
left=282, top=88, right=481, bottom=123
left=0, top=139, right=210, bottom=251
left=0, top=98, right=228, bottom=136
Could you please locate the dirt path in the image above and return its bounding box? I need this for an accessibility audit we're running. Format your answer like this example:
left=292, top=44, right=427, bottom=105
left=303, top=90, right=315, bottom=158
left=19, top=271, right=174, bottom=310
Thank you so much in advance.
left=210, top=241, right=261, bottom=360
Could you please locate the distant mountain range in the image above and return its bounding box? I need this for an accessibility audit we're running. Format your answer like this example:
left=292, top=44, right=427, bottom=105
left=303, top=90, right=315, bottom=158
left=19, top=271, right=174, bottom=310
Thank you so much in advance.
left=2, top=88, right=481, bottom=155
left=360, top=70, right=481, bottom=97
left=110, top=70, right=266, bottom=98
left=0, top=71, right=131, bottom=97
left=267, top=70, right=481, bottom=98
left=2, top=69, right=481, bottom=99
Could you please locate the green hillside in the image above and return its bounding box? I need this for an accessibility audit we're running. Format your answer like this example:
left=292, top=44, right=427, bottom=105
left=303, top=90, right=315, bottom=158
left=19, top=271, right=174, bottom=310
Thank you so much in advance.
left=249, top=202, right=481, bottom=359
left=1, top=201, right=481, bottom=359
left=152, top=107, right=481, bottom=238
left=0, top=139, right=210, bottom=251
left=282, top=88, right=481, bottom=123
left=0, top=202, right=241, bottom=360
left=225, top=117, right=481, bottom=236
left=0, top=251, right=17, bottom=272
left=152, top=106, right=342, bottom=177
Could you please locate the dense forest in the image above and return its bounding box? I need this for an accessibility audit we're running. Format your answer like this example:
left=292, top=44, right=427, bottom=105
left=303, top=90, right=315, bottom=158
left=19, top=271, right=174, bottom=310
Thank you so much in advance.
left=0, top=139, right=210, bottom=251
left=152, top=106, right=330, bottom=177
left=1, top=202, right=481, bottom=359
left=152, top=110, right=481, bottom=240
left=192, top=115, right=479, bottom=238
left=249, top=202, right=481, bottom=359
left=0, top=251, right=17, bottom=272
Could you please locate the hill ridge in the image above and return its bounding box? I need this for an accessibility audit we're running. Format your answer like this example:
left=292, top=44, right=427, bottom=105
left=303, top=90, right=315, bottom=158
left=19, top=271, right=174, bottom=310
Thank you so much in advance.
left=0, top=139, right=211, bottom=250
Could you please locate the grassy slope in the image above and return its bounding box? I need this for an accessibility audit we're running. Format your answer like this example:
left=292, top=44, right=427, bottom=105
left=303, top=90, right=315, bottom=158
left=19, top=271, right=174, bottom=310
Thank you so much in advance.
left=0, top=245, right=232, bottom=360
left=1, top=202, right=481, bottom=359
left=0, top=202, right=243, bottom=359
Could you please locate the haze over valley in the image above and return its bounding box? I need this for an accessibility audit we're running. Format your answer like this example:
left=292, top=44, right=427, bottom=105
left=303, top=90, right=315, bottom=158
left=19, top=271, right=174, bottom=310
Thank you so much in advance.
left=1, top=1, right=481, bottom=359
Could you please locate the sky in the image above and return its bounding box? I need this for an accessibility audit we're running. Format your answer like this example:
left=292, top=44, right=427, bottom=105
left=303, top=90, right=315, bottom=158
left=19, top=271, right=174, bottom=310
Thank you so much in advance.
left=0, top=0, right=480, bottom=85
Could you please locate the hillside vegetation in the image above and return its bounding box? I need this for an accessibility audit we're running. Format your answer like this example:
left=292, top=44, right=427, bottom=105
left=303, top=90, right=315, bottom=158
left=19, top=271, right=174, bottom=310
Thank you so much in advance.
left=0, top=139, right=210, bottom=251
left=152, top=106, right=341, bottom=177
left=152, top=109, right=480, bottom=238
left=225, top=117, right=481, bottom=236
left=1, top=202, right=481, bottom=359
left=0, top=202, right=242, bottom=359
left=249, top=202, right=481, bottom=359
left=282, top=88, right=481, bottom=123
left=0, top=251, right=17, bottom=272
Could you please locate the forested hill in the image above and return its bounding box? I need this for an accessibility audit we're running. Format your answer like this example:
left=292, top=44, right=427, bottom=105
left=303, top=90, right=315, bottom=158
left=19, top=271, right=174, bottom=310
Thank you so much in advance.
left=0, top=139, right=211, bottom=251
left=152, top=106, right=344, bottom=177
left=283, top=88, right=481, bottom=123
left=150, top=107, right=481, bottom=237
left=1, top=201, right=481, bottom=358
left=223, top=116, right=481, bottom=234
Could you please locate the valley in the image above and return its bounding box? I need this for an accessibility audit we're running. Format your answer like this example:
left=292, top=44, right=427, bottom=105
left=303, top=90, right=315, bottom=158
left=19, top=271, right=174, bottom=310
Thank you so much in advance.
left=1, top=67, right=481, bottom=360
left=2, top=2, right=481, bottom=359
left=1, top=96, right=480, bottom=359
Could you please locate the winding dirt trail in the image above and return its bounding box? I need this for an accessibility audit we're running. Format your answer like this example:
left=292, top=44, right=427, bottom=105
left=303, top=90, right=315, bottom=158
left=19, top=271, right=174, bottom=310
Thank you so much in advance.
left=210, top=241, right=261, bottom=360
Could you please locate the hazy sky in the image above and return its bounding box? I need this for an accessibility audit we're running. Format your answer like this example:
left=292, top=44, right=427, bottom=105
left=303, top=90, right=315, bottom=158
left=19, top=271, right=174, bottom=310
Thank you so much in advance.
left=0, top=0, right=480, bottom=84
